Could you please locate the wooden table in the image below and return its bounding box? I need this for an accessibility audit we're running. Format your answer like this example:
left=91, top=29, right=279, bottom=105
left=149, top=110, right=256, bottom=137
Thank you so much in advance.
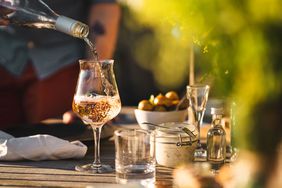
left=0, top=139, right=174, bottom=187
left=0, top=107, right=174, bottom=188
left=0, top=107, right=230, bottom=187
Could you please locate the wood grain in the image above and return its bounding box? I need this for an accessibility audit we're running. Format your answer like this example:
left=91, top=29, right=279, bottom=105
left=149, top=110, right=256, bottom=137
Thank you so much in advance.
left=0, top=139, right=173, bottom=188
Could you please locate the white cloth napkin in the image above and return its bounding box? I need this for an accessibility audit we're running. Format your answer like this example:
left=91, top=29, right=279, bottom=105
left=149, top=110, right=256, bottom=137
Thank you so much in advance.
left=0, top=131, right=87, bottom=161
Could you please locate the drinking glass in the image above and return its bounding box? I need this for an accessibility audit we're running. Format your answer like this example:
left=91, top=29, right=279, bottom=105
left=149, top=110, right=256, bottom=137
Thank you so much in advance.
left=186, top=84, right=210, bottom=159
left=73, top=59, right=121, bottom=173
left=114, top=129, right=156, bottom=186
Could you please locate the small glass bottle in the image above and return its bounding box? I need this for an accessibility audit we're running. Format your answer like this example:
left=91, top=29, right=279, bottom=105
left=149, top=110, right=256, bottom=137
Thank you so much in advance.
left=207, top=107, right=226, bottom=172
left=0, top=0, right=89, bottom=38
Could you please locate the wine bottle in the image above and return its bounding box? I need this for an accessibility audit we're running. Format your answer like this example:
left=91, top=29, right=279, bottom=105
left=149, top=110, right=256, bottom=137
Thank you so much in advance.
left=0, top=0, right=89, bottom=38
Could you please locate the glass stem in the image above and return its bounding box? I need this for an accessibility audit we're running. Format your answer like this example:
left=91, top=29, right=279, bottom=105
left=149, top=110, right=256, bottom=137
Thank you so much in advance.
left=196, top=121, right=201, bottom=147
left=196, top=110, right=205, bottom=147
left=92, top=125, right=103, bottom=168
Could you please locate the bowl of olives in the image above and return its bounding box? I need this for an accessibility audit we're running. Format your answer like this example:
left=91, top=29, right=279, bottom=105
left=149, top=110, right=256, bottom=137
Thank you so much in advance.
left=134, top=91, right=188, bottom=130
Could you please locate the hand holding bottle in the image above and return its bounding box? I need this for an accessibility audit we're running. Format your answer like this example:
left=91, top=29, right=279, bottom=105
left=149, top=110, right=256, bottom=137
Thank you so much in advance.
left=0, top=5, right=12, bottom=25
left=0, top=0, right=89, bottom=38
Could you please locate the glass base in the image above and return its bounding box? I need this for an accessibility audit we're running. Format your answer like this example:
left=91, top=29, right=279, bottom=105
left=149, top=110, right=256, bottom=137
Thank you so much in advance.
left=116, top=177, right=155, bottom=187
left=194, top=148, right=207, bottom=162
left=75, top=163, right=113, bottom=173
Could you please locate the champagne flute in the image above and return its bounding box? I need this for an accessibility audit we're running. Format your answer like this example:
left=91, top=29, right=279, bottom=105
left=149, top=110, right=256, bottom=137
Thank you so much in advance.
left=72, top=59, right=121, bottom=173
left=186, top=85, right=210, bottom=160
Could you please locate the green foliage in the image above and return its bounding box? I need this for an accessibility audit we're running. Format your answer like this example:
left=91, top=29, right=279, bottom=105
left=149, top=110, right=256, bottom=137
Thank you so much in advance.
left=120, top=0, right=282, bottom=154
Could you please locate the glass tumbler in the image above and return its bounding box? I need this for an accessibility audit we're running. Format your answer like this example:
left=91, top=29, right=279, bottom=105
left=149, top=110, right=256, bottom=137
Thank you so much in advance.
left=114, top=129, right=155, bottom=186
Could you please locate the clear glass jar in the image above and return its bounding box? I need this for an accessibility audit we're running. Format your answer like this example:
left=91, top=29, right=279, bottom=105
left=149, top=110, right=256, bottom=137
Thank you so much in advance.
left=154, top=122, right=198, bottom=168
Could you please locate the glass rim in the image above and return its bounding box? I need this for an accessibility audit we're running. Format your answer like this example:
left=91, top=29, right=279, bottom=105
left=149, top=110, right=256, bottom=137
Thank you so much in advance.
left=114, top=129, right=150, bottom=137
left=186, top=84, right=210, bottom=89
left=155, top=122, right=198, bottom=138
left=79, top=59, right=114, bottom=64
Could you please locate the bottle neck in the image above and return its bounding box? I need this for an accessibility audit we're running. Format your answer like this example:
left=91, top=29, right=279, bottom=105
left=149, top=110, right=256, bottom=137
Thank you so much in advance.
left=55, top=16, right=89, bottom=38
left=211, top=114, right=223, bottom=128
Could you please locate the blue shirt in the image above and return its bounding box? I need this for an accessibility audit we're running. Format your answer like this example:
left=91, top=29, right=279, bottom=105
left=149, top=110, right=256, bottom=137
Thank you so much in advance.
left=0, top=0, right=116, bottom=79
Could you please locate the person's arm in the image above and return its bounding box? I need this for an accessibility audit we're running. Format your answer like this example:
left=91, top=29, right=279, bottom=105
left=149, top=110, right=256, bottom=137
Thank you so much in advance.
left=0, top=6, right=12, bottom=25
left=88, top=3, right=121, bottom=59
left=0, top=19, right=8, bottom=25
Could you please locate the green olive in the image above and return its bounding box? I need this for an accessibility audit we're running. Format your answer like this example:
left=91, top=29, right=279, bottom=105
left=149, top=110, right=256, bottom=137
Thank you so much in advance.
left=165, top=91, right=179, bottom=101
left=138, top=100, right=154, bottom=111
left=153, top=93, right=167, bottom=106
left=154, top=105, right=167, bottom=112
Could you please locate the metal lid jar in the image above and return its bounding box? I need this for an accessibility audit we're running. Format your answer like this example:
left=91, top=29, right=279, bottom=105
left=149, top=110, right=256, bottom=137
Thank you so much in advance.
left=154, top=122, right=198, bottom=167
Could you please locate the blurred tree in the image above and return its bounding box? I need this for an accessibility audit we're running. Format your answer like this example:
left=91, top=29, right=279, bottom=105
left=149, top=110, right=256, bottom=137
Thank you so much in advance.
left=114, top=4, right=188, bottom=105
left=114, top=5, right=162, bottom=106
left=116, top=0, right=282, bottom=186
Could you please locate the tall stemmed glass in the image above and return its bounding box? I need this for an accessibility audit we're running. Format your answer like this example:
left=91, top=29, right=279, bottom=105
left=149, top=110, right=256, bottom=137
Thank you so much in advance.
left=186, top=85, right=210, bottom=159
left=72, top=59, right=121, bottom=173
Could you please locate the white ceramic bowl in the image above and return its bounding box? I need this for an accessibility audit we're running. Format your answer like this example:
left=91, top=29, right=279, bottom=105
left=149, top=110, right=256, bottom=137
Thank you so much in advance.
left=134, top=109, right=188, bottom=130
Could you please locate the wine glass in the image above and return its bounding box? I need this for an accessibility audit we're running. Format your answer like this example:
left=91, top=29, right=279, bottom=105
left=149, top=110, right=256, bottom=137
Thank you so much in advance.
left=72, top=59, right=121, bottom=173
left=186, top=84, right=210, bottom=160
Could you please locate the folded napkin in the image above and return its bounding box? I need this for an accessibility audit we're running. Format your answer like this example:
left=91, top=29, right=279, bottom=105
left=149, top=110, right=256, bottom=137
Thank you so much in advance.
left=0, top=131, right=87, bottom=161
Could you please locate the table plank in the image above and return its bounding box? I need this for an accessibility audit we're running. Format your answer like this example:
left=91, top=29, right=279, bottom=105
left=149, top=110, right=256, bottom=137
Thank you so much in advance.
left=0, top=107, right=229, bottom=187
left=0, top=138, right=174, bottom=188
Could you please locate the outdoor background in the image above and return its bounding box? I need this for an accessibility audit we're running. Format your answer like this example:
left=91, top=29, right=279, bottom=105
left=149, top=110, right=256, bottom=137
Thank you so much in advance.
left=114, top=2, right=282, bottom=184
left=114, top=0, right=281, bottom=107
